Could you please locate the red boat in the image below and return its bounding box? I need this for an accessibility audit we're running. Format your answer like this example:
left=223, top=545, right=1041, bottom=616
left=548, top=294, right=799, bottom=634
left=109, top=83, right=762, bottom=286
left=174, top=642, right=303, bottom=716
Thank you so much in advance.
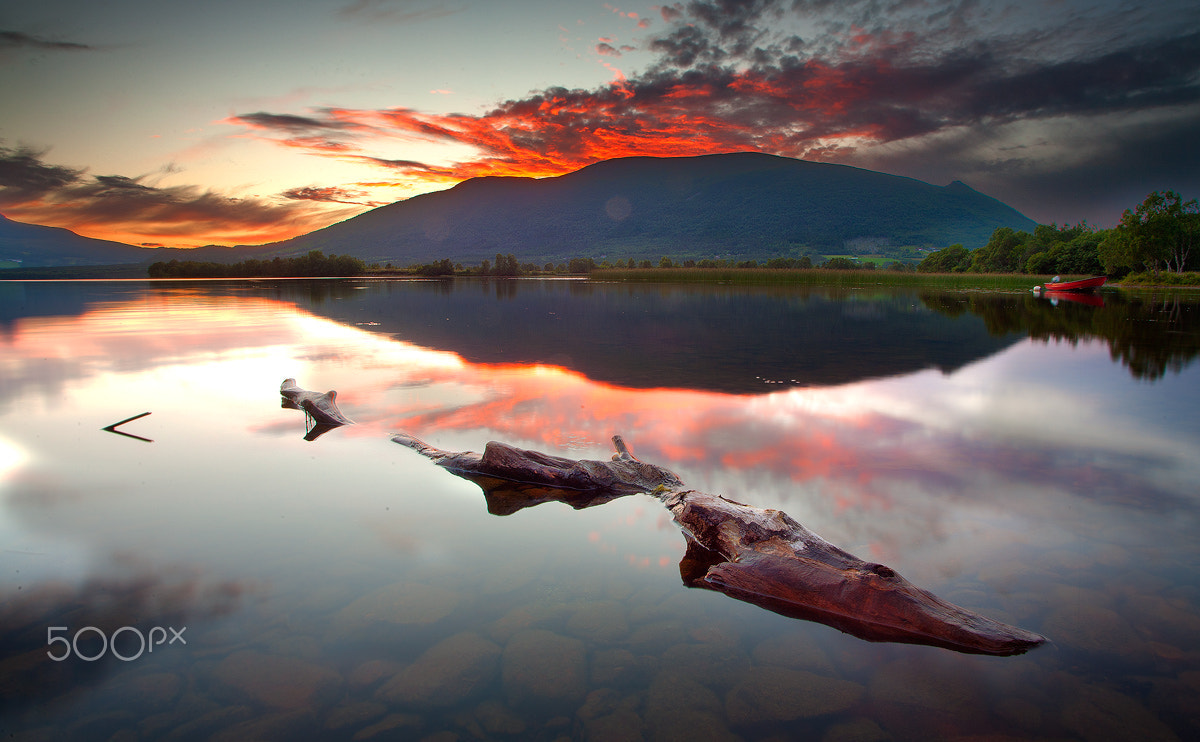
left=1037, top=276, right=1107, bottom=292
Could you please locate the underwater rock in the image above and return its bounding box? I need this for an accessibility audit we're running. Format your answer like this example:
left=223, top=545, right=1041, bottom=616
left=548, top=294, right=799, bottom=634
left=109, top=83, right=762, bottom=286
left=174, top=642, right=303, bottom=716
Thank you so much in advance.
left=211, top=650, right=344, bottom=710
left=750, top=633, right=837, bottom=674
left=327, top=581, right=460, bottom=645
left=472, top=699, right=528, bottom=735
left=209, top=710, right=317, bottom=742
left=866, top=660, right=984, bottom=721
left=95, top=671, right=183, bottom=712
left=578, top=689, right=645, bottom=742
left=1061, top=685, right=1181, bottom=742
left=565, top=600, right=631, bottom=643
left=501, top=629, right=588, bottom=712
left=347, top=659, right=402, bottom=691
left=822, top=717, right=891, bottom=742
left=323, top=701, right=388, bottom=731
left=350, top=713, right=424, bottom=741
left=659, top=642, right=751, bottom=692
left=725, top=666, right=863, bottom=723
left=163, top=705, right=255, bottom=740
left=644, top=672, right=737, bottom=742
left=375, top=632, right=501, bottom=708
left=1041, top=604, right=1144, bottom=656
left=590, top=647, right=656, bottom=687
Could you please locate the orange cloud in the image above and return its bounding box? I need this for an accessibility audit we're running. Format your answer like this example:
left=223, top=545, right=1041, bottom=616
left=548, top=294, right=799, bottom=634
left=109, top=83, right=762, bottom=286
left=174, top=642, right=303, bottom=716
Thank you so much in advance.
left=0, top=142, right=359, bottom=247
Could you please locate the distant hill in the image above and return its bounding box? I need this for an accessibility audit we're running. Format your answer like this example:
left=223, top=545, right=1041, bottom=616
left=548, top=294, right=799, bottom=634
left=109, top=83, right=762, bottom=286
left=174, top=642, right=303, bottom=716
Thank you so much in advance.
left=0, top=215, right=267, bottom=269
left=265, top=153, right=1037, bottom=266
left=0, top=214, right=154, bottom=267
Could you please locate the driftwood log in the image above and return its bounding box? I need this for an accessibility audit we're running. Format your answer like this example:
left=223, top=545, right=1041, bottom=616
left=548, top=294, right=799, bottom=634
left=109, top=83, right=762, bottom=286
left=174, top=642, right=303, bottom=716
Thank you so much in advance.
left=285, top=380, right=1046, bottom=656
left=281, top=378, right=354, bottom=440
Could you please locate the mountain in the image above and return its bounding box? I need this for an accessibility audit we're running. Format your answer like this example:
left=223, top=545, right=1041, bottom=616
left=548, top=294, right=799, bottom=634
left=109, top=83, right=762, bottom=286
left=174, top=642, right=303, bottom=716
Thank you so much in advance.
left=0, top=215, right=266, bottom=269
left=3, top=153, right=1038, bottom=270
left=266, top=152, right=1037, bottom=265
left=0, top=214, right=155, bottom=267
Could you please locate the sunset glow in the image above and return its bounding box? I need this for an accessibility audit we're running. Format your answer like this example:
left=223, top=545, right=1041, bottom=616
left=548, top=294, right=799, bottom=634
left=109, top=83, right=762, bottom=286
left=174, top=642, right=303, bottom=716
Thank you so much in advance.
left=2, top=1, right=1196, bottom=248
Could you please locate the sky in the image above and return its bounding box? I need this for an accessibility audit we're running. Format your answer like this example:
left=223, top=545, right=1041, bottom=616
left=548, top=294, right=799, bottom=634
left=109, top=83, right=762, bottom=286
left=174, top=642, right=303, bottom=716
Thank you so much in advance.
left=1, top=0, right=1198, bottom=248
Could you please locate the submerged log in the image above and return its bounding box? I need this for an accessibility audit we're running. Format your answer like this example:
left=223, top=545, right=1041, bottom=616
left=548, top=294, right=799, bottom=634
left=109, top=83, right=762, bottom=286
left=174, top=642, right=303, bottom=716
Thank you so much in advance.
left=280, top=378, right=353, bottom=440
left=392, top=432, right=1047, bottom=656
left=285, top=380, right=1047, bottom=655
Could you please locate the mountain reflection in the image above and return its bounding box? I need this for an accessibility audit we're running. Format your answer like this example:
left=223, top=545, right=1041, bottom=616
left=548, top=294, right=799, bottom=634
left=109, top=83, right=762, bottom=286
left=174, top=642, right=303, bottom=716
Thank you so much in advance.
left=6, top=279, right=1196, bottom=392
left=255, top=279, right=1199, bottom=387
left=265, top=280, right=1026, bottom=392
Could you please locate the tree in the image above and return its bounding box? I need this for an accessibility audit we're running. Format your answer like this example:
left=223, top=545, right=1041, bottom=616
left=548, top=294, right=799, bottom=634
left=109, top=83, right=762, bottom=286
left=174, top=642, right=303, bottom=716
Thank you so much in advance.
left=1114, top=190, right=1199, bottom=275
left=970, top=228, right=1032, bottom=273
left=917, top=244, right=971, bottom=273
left=568, top=257, right=597, bottom=274
left=1025, top=223, right=1103, bottom=276
left=493, top=253, right=521, bottom=276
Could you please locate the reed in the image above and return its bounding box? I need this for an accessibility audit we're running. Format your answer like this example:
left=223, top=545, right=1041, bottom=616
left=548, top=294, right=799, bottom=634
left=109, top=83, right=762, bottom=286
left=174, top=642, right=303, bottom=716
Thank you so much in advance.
left=589, top=268, right=1058, bottom=290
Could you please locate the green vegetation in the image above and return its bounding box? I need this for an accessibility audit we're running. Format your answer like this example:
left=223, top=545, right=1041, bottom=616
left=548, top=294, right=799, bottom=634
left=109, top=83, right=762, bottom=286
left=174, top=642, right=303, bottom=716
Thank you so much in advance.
left=0, top=263, right=151, bottom=280
left=1118, top=271, right=1200, bottom=287
left=908, top=190, right=1197, bottom=283
left=586, top=191, right=1195, bottom=288
left=149, top=250, right=366, bottom=278
left=589, top=267, right=1045, bottom=290
left=230, top=189, right=1195, bottom=290
left=1100, top=190, right=1198, bottom=276
left=917, top=223, right=1104, bottom=275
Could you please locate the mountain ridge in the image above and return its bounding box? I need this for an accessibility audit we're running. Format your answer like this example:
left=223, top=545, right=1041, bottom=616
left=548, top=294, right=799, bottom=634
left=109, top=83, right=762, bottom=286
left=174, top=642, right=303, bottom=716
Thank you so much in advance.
left=265, top=152, right=1036, bottom=265
left=2, top=153, right=1037, bottom=268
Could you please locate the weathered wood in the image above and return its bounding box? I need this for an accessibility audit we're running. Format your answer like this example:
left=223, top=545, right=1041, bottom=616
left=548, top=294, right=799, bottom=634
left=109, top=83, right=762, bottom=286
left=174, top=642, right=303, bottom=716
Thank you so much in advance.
left=280, top=378, right=353, bottom=440
left=392, top=431, right=1046, bottom=655
left=286, top=380, right=1046, bottom=655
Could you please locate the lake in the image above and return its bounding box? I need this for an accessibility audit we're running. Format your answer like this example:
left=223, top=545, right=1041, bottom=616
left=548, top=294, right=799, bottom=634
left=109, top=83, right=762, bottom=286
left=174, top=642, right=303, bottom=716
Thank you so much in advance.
left=2, top=278, right=1198, bottom=741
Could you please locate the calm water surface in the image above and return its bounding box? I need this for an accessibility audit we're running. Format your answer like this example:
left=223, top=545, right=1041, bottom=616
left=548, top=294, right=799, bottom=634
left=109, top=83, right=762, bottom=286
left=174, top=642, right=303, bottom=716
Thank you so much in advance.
left=1, top=278, right=1199, bottom=741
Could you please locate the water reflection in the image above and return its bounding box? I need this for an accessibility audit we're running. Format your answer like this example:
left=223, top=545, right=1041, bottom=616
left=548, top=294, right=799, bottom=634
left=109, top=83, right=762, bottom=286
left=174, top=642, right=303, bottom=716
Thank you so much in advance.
left=920, top=290, right=1200, bottom=380
left=240, top=279, right=1030, bottom=392
left=380, top=424, right=1044, bottom=656
left=1, top=279, right=1199, bottom=740
left=0, top=565, right=258, bottom=714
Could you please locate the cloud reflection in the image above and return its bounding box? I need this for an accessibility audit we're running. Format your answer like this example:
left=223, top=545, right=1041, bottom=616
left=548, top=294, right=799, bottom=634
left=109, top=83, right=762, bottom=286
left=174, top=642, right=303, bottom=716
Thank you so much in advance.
left=0, top=564, right=259, bottom=710
left=3, top=282, right=1196, bottom=599
left=4, top=285, right=1194, bottom=525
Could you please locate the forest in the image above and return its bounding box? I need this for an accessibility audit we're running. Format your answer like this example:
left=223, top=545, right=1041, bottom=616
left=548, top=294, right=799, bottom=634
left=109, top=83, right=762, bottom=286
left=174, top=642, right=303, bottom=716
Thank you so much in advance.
left=917, top=190, right=1198, bottom=281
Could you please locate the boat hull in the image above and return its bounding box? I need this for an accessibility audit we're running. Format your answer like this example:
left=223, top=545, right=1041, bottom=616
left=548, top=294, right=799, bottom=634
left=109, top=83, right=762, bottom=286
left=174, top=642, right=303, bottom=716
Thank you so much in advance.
left=1041, top=276, right=1106, bottom=291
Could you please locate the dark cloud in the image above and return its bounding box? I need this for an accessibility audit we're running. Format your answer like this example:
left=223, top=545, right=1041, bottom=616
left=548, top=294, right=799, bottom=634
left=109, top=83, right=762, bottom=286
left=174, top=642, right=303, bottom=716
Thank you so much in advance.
left=282, top=185, right=381, bottom=205
left=223, top=0, right=1200, bottom=225
left=597, top=42, right=621, bottom=57
left=0, top=30, right=93, bottom=52
left=0, top=142, right=84, bottom=195
left=231, top=111, right=358, bottom=133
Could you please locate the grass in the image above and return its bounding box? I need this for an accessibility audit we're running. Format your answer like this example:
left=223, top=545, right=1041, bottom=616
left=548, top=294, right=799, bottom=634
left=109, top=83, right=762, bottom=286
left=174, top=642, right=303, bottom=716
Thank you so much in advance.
left=0, top=264, right=151, bottom=280
left=589, top=268, right=1059, bottom=290
left=1116, top=271, right=1200, bottom=287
